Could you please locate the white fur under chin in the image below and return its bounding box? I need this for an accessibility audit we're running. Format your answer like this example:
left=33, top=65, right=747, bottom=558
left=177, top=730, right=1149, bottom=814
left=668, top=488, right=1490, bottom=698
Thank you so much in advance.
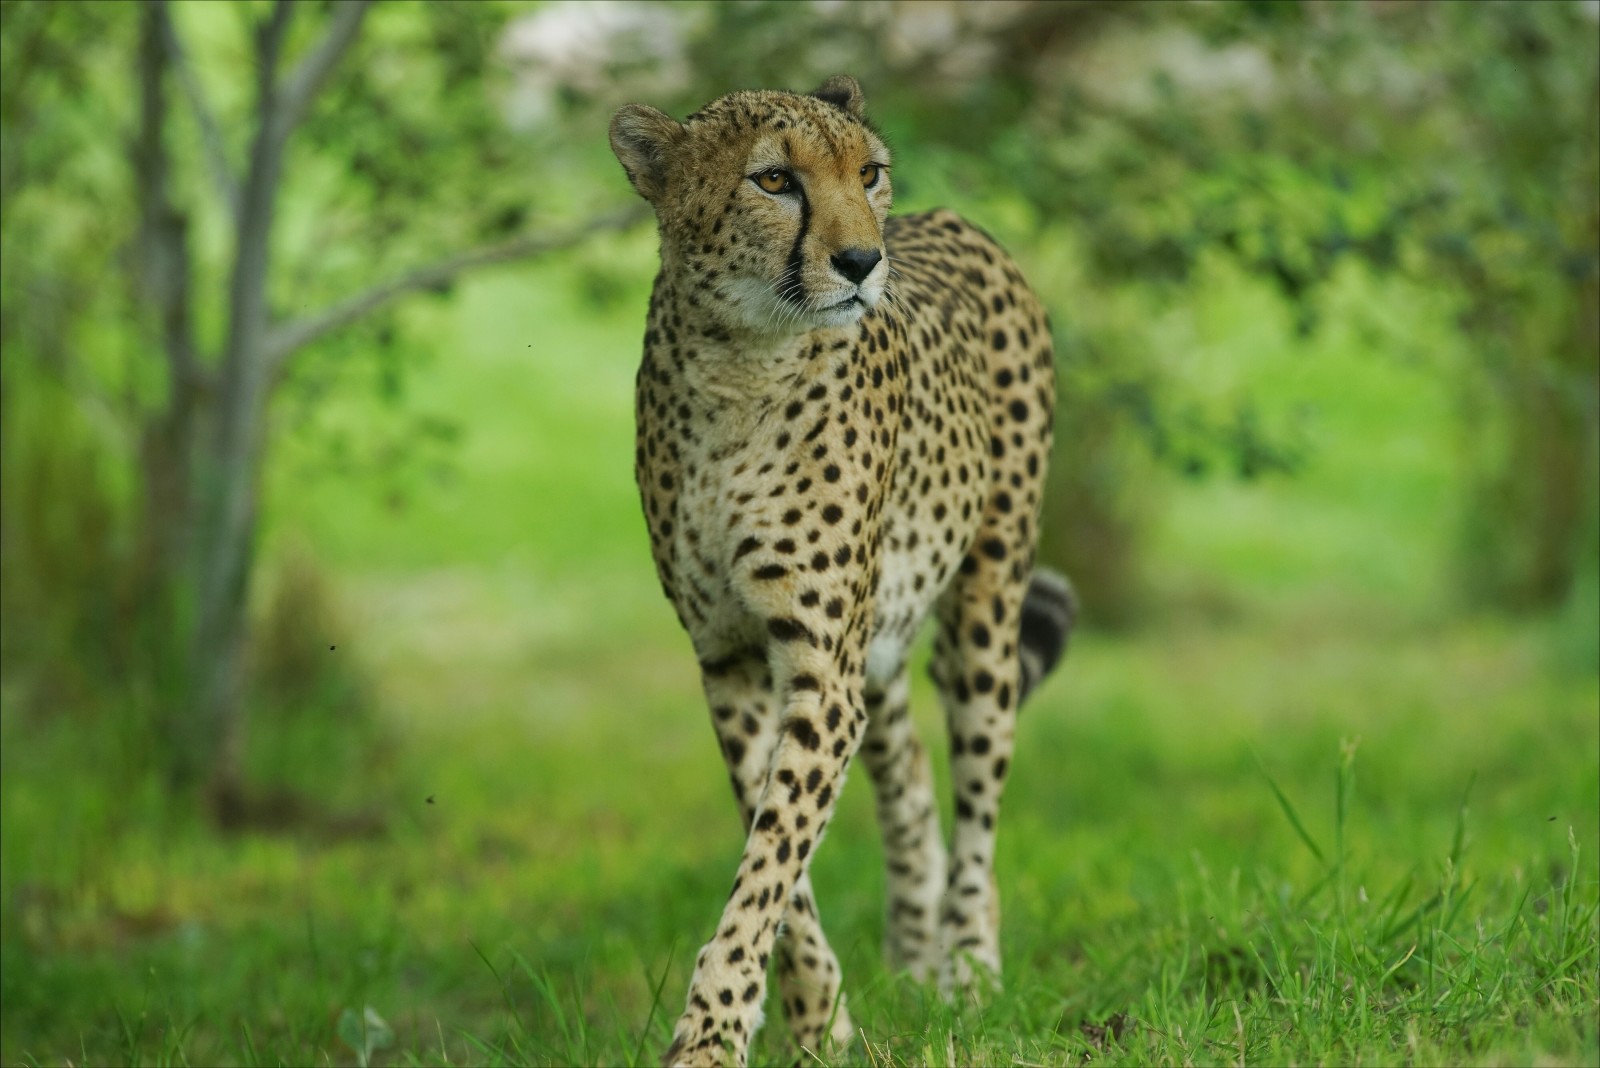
left=726, top=274, right=884, bottom=339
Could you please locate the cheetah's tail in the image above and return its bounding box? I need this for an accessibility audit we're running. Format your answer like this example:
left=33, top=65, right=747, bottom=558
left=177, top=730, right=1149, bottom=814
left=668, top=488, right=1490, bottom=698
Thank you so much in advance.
left=1018, top=568, right=1078, bottom=705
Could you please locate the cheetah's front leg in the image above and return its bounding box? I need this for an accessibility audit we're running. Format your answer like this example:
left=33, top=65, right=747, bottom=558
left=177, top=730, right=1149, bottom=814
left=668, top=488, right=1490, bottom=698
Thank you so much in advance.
left=701, top=653, right=854, bottom=1057
left=664, top=648, right=867, bottom=1067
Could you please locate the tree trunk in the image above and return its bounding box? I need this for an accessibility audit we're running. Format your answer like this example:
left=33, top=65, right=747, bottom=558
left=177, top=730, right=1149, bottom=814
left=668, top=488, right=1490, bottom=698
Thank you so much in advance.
left=1475, top=110, right=1600, bottom=611
left=180, top=3, right=295, bottom=796
left=133, top=0, right=207, bottom=725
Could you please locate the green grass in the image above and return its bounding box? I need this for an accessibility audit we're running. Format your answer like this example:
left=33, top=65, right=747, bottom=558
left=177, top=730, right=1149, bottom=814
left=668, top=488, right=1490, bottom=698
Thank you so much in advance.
left=3, top=255, right=1597, bottom=1066
left=3, top=613, right=1595, bottom=1066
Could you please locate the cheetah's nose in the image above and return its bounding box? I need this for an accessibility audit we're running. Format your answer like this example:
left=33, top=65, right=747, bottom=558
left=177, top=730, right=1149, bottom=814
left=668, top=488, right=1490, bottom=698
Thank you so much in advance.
left=830, top=247, right=882, bottom=284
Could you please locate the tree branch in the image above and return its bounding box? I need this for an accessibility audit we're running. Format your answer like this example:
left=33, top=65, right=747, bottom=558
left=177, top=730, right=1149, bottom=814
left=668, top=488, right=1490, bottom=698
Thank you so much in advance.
left=264, top=204, right=653, bottom=370
left=220, top=0, right=293, bottom=383
left=272, top=0, right=374, bottom=145
left=156, top=0, right=239, bottom=219
left=255, top=0, right=297, bottom=88
left=135, top=0, right=203, bottom=390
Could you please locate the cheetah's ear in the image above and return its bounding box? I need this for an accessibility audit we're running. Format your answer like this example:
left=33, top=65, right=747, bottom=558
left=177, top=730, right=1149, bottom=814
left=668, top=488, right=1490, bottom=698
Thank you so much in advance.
left=811, top=75, right=866, bottom=119
left=609, top=104, right=684, bottom=204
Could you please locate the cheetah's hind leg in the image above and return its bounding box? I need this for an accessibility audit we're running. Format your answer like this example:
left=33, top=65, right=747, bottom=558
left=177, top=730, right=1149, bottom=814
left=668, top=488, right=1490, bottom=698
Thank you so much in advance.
left=931, top=565, right=1076, bottom=993
left=861, top=664, right=947, bottom=981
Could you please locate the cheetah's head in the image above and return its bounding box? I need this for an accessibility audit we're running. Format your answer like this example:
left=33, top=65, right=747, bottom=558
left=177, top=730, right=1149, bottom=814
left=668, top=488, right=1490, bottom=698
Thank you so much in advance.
left=610, top=76, right=893, bottom=338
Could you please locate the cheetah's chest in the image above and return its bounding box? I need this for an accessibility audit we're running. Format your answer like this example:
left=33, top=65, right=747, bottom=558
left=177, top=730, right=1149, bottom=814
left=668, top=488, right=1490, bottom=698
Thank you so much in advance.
left=664, top=431, right=782, bottom=657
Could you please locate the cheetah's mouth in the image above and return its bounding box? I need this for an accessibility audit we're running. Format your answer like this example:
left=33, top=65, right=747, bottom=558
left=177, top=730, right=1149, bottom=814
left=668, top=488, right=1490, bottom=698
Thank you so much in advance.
left=823, top=295, right=862, bottom=311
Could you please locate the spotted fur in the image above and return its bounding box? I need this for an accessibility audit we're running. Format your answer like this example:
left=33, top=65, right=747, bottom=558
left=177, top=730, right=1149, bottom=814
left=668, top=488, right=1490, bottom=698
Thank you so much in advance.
left=609, top=75, right=1073, bottom=1067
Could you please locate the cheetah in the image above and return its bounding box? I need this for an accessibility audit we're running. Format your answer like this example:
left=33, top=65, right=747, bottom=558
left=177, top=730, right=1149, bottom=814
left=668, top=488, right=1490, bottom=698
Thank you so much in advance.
left=609, top=76, right=1076, bottom=1067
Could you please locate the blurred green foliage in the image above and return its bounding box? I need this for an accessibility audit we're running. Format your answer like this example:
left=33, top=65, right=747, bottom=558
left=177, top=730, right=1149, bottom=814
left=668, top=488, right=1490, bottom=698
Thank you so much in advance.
left=0, top=0, right=616, bottom=790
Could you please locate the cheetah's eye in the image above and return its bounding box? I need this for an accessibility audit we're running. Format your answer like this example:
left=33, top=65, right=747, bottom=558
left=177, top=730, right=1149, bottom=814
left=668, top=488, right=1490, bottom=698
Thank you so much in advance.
left=753, top=169, right=793, bottom=195
left=861, top=163, right=882, bottom=189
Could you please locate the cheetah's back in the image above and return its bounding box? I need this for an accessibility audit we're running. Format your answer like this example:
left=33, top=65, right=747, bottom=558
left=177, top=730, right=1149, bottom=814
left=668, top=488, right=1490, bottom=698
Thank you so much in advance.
left=863, top=210, right=1059, bottom=683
